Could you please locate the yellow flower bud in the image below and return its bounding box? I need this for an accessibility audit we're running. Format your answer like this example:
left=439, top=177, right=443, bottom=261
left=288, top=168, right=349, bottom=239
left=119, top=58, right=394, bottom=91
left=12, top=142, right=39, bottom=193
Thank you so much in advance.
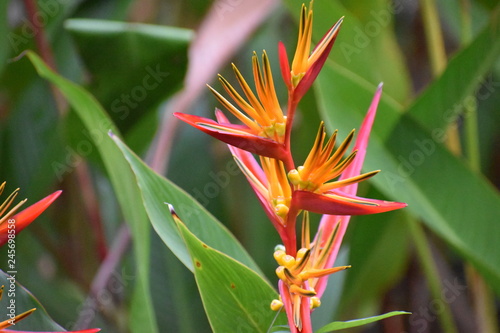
left=310, top=297, right=321, bottom=309
left=288, top=169, right=301, bottom=186
left=270, top=299, right=284, bottom=311
left=275, top=203, right=289, bottom=218
left=281, top=255, right=296, bottom=269
left=273, top=250, right=286, bottom=263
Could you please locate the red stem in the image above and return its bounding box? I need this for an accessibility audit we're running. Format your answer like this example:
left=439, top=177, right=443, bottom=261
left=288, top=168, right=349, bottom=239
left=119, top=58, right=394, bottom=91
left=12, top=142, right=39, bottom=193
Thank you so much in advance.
left=22, top=0, right=67, bottom=114
left=75, top=163, right=108, bottom=260
left=284, top=91, right=299, bottom=170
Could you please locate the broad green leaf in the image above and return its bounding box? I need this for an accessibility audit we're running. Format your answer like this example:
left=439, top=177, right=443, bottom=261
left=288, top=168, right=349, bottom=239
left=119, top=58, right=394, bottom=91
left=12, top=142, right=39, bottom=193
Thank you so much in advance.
left=0, top=270, right=67, bottom=331
left=25, top=51, right=158, bottom=333
left=316, top=311, right=410, bottom=333
left=174, top=215, right=285, bottom=333
left=315, top=60, right=500, bottom=294
left=110, top=134, right=262, bottom=274
left=65, top=19, right=192, bottom=132
left=407, top=15, right=500, bottom=132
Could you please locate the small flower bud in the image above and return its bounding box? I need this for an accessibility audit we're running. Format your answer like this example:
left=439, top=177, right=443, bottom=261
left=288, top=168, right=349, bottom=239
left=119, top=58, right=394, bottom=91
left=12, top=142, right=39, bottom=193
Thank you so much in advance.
left=288, top=169, right=301, bottom=185
left=273, top=250, right=286, bottom=263
left=276, top=266, right=286, bottom=281
left=274, top=244, right=286, bottom=252
left=270, top=299, right=284, bottom=311
left=281, top=255, right=296, bottom=269
left=310, top=297, right=321, bottom=309
left=275, top=203, right=289, bottom=218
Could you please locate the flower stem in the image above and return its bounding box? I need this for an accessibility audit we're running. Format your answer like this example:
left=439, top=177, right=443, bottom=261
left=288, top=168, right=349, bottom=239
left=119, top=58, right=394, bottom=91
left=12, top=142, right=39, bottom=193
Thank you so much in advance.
left=284, top=93, right=299, bottom=170
left=408, top=218, right=458, bottom=333
left=419, top=0, right=447, bottom=77
left=23, top=0, right=67, bottom=114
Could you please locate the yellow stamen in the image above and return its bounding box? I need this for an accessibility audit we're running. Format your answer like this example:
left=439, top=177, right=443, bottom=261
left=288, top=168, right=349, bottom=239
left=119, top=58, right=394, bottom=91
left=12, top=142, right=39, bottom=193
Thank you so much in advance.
left=0, top=308, right=36, bottom=329
left=0, top=184, right=27, bottom=225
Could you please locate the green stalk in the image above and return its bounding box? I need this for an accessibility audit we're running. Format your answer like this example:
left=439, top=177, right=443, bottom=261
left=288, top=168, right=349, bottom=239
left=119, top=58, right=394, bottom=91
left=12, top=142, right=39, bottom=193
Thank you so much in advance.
left=408, top=218, right=458, bottom=333
left=460, top=0, right=480, bottom=172
left=419, top=0, right=463, bottom=155
left=419, top=0, right=447, bottom=76
left=460, top=1, right=498, bottom=332
left=417, top=4, right=458, bottom=331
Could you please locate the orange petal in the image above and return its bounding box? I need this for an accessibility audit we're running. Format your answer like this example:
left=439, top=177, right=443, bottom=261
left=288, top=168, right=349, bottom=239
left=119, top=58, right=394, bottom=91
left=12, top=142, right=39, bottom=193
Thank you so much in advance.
left=0, top=190, right=62, bottom=246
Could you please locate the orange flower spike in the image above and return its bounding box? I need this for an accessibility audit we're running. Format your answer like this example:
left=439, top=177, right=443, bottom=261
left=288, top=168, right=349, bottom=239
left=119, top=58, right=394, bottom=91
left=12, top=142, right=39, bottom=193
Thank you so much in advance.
left=279, top=1, right=343, bottom=100
left=260, top=157, right=292, bottom=222
left=0, top=184, right=62, bottom=247
left=175, top=52, right=291, bottom=164
left=290, top=2, right=314, bottom=85
left=287, top=122, right=407, bottom=216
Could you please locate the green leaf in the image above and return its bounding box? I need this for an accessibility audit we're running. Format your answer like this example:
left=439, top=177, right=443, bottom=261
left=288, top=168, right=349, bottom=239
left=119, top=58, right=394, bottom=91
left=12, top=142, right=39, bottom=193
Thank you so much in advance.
left=0, top=270, right=66, bottom=331
left=110, top=133, right=262, bottom=274
left=316, top=311, right=410, bottom=333
left=407, top=15, right=500, bottom=132
left=24, top=51, right=158, bottom=333
left=173, top=215, right=285, bottom=333
left=315, top=57, right=500, bottom=294
left=65, top=19, right=192, bottom=131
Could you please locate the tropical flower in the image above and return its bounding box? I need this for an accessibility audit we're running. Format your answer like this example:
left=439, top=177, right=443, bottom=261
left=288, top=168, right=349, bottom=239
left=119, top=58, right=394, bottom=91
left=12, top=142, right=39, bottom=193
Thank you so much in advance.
left=174, top=51, right=291, bottom=165
left=273, top=84, right=396, bottom=333
left=288, top=121, right=405, bottom=216
left=227, top=89, right=406, bottom=255
left=0, top=182, right=61, bottom=247
left=278, top=1, right=343, bottom=101
left=173, top=0, right=407, bottom=331
left=271, top=212, right=349, bottom=331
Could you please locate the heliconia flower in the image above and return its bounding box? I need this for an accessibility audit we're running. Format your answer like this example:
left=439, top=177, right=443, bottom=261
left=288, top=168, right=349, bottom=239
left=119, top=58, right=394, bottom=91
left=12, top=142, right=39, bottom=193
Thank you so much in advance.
left=0, top=182, right=62, bottom=247
left=279, top=1, right=343, bottom=101
left=313, top=84, right=397, bottom=300
left=0, top=286, right=100, bottom=333
left=174, top=51, right=291, bottom=163
left=270, top=213, right=349, bottom=333
left=288, top=122, right=406, bottom=216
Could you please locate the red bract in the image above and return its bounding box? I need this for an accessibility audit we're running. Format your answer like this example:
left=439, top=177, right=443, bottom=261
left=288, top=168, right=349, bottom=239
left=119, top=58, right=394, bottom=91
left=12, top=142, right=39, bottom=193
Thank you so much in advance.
left=292, top=190, right=407, bottom=216
left=174, top=111, right=288, bottom=160
left=0, top=189, right=62, bottom=247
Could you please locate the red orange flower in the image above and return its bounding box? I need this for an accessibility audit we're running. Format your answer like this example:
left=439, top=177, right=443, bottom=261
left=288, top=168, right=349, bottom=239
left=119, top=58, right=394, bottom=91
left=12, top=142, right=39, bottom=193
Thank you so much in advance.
left=0, top=183, right=61, bottom=247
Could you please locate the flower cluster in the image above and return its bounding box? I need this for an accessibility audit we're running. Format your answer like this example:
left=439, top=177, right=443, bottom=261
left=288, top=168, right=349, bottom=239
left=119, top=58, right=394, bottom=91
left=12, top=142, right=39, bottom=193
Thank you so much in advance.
left=0, top=184, right=101, bottom=332
left=175, top=1, right=406, bottom=332
left=0, top=182, right=61, bottom=246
